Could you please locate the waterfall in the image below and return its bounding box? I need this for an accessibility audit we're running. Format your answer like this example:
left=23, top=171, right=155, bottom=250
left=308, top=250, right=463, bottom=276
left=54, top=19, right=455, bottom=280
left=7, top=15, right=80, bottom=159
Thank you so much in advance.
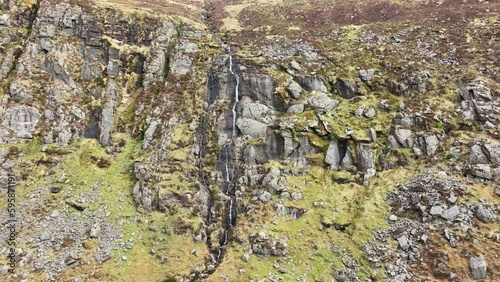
left=222, top=230, right=228, bottom=245
left=228, top=47, right=239, bottom=137
left=228, top=198, right=233, bottom=228
left=224, top=144, right=230, bottom=182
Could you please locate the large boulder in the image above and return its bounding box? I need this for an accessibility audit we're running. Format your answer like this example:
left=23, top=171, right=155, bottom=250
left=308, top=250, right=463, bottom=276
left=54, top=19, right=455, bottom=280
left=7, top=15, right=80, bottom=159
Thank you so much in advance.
left=296, top=76, right=327, bottom=92
left=469, top=255, right=487, bottom=280
left=287, top=81, right=303, bottom=99
left=236, top=118, right=267, bottom=139
left=287, top=104, right=304, bottom=114
left=393, top=127, right=413, bottom=148
left=307, top=91, right=339, bottom=112
left=325, top=139, right=352, bottom=171
left=1, top=105, right=41, bottom=138
left=240, top=101, right=276, bottom=124
left=475, top=205, right=496, bottom=223
left=336, top=79, right=358, bottom=99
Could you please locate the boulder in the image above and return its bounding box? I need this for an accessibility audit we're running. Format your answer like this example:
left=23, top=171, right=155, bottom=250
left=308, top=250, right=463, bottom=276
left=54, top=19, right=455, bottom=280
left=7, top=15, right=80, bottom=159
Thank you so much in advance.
left=397, top=235, right=409, bottom=251
left=468, top=164, right=492, bottom=180
left=290, top=61, right=301, bottom=71
left=236, top=118, right=268, bottom=139
left=356, top=144, right=375, bottom=172
left=287, top=104, right=304, bottom=114
left=424, top=135, right=439, bottom=156
left=364, top=106, right=376, bottom=118
left=441, top=205, right=459, bottom=221
left=259, top=191, right=272, bottom=202
left=307, top=91, right=339, bottom=112
left=475, top=205, right=496, bottom=223
left=336, top=79, right=357, bottom=99
left=394, top=127, right=413, bottom=148
left=469, top=144, right=489, bottom=164
left=296, top=76, right=327, bottom=92
left=483, top=143, right=500, bottom=163
left=287, top=81, right=303, bottom=99
left=241, top=102, right=276, bottom=124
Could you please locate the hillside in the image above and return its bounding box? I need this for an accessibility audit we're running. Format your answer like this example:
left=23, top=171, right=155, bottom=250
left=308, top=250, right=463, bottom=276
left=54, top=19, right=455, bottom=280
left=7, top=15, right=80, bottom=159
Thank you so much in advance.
left=0, top=0, right=498, bottom=281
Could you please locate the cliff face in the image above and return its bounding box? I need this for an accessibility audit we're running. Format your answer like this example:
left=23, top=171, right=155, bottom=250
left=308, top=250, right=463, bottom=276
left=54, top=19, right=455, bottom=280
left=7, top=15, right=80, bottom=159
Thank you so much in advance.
left=0, top=0, right=499, bottom=281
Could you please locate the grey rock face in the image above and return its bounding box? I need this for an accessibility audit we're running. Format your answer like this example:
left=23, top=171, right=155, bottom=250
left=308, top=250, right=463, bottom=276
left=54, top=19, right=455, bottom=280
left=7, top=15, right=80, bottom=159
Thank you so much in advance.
left=241, top=74, right=283, bottom=110
left=307, top=91, right=339, bottom=112
left=241, top=102, right=276, bottom=124
left=242, top=132, right=286, bottom=165
left=325, top=139, right=352, bottom=171
left=469, top=143, right=500, bottom=164
left=57, top=130, right=72, bottom=147
left=386, top=79, right=408, bottom=96
left=469, top=144, right=490, bottom=164
left=171, top=55, right=192, bottom=75
left=467, top=143, right=500, bottom=182
left=460, top=79, right=499, bottom=125
left=325, top=140, right=340, bottom=170
left=287, top=81, right=303, bottom=99
left=236, top=118, right=267, bottom=139
left=262, top=167, right=286, bottom=193
left=356, top=144, right=375, bottom=172
left=462, top=81, right=492, bottom=102
left=469, top=255, right=487, bottom=280
left=99, top=107, right=114, bottom=146
left=336, top=79, right=357, bottom=99
left=262, top=167, right=280, bottom=186
left=296, top=76, right=327, bottom=92
left=1, top=105, right=41, bottom=138
left=142, top=120, right=159, bottom=149
left=483, top=143, right=500, bottom=163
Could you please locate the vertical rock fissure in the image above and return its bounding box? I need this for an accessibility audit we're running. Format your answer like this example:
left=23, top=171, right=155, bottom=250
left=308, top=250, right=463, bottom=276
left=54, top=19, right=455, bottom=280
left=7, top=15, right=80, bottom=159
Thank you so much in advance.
left=338, top=139, right=348, bottom=163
